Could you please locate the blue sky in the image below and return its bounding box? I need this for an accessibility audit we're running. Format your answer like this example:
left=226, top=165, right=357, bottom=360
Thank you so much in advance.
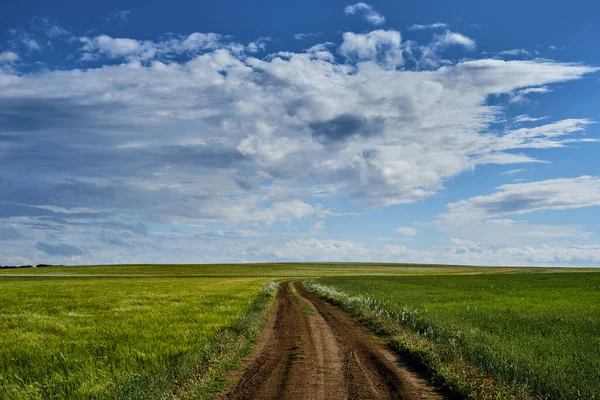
left=1, top=0, right=600, bottom=266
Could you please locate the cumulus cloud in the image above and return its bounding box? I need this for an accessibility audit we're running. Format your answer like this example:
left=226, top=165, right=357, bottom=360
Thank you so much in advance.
left=433, top=31, right=476, bottom=50
left=246, top=37, right=271, bottom=53
left=343, top=3, right=386, bottom=25
left=339, top=29, right=403, bottom=66
left=415, top=30, right=476, bottom=67
left=0, top=51, right=19, bottom=63
left=0, top=26, right=598, bottom=265
left=1, top=40, right=595, bottom=217
left=79, top=32, right=225, bottom=61
left=443, top=176, right=600, bottom=223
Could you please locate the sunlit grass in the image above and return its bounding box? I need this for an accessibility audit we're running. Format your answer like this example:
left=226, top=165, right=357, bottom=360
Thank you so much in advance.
left=0, top=277, right=271, bottom=399
left=312, top=273, right=600, bottom=399
left=2, top=264, right=598, bottom=399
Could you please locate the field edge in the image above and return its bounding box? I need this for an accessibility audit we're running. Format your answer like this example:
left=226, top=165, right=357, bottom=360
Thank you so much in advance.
left=115, top=281, right=279, bottom=400
left=305, top=279, right=531, bottom=400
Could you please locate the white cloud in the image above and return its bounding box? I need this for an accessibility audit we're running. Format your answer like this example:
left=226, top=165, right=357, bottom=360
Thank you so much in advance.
left=513, top=114, right=548, bottom=123
left=79, top=33, right=225, bottom=61
left=0, top=27, right=598, bottom=265
left=80, top=35, right=145, bottom=59
left=408, top=22, right=449, bottom=31
left=500, top=169, right=525, bottom=176
left=449, top=60, right=595, bottom=93
left=294, top=32, right=321, bottom=41
left=253, top=237, right=600, bottom=266
left=498, top=48, right=531, bottom=57
left=436, top=217, right=594, bottom=252
left=306, top=43, right=336, bottom=62
left=485, top=119, right=595, bottom=152
left=445, top=240, right=600, bottom=266
left=395, top=226, right=417, bottom=236
left=339, top=29, right=403, bottom=66
left=246, top=37, right=270, bottom=53
left=475, top=153, right=546, bottom=165
left=416, top=30, right=476, bottom=67
left=0, top=44, right=594, bottom=217
left=511, top=86, right=552, bottom=103
left=343, top=3, right=386, bottom=25
left=0, top=51, right=19, bottom=63
left=433, top=31, right=476, bottom=50
left=443, top=176, right=600, bottom=223
left=271, top=200, right=327, bottom=222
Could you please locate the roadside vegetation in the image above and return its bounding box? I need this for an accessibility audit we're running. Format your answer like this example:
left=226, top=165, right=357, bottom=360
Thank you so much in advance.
left=0, top=276, right=277, bottom=399
left=309, top=273, right=600, bottom=399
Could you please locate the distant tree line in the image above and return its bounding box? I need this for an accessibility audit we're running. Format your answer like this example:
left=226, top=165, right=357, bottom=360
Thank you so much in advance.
left=0, top=264, right=62, bottom=269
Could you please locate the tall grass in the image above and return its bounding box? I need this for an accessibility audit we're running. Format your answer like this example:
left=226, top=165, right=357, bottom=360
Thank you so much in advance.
left=0, top=277, right=276, bottom=399
left=309, top=273, right=600, bottom=400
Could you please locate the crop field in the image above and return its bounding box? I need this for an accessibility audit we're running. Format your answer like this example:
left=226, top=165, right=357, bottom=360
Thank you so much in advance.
left=0, top=262, right=583, bottom=277
left=0, top=275, right=275, bottom=399
left=2, top=264, right=599, bottom=399
left=311, top=273, right=600, bottom=399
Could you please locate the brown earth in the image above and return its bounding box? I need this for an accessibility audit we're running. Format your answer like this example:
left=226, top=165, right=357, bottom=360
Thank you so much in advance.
left=225, top=281, right=446, bottom=400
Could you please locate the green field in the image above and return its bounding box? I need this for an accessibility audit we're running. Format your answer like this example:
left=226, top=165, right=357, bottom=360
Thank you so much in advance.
left=311, top=273, right=600, bottom=399
left=0, top=263, right=585, bottom=277
left=1, top=264, right=599, bottom=399
left=0, top=276, right=275, bottom=399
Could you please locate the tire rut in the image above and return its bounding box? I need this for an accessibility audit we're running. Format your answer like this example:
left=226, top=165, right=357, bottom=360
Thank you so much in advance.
left=225, top=281, right=445, bottom=400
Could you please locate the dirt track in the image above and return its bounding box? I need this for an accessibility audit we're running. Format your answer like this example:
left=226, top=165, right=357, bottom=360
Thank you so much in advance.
left=226, top=281, right=445, bottom=400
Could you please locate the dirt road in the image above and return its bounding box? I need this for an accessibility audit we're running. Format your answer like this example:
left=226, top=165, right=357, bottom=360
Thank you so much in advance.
left=226, top=281, right=445, bottom=400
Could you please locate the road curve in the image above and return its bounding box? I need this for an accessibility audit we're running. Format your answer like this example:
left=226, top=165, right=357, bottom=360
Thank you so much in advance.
left=226, top=281, right=445, bottom=400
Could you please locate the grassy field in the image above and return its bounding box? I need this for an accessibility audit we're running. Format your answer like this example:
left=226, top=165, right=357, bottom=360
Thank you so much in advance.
left=311, top=273, right=600, bottom=399
left=0, top=262, right=587, bottom=277
left=2, top=264, right=599, bottom=399
left=0, top=276, right=276, bottom=399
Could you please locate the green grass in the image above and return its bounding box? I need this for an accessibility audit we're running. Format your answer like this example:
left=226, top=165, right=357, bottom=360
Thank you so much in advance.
left=0, top=262, right=593, bottom=278
left=2, top=264, right=599, bottom=399
left=311, top=273, right=600, bottom=399
left=0, top=276, right=276, bottom=399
